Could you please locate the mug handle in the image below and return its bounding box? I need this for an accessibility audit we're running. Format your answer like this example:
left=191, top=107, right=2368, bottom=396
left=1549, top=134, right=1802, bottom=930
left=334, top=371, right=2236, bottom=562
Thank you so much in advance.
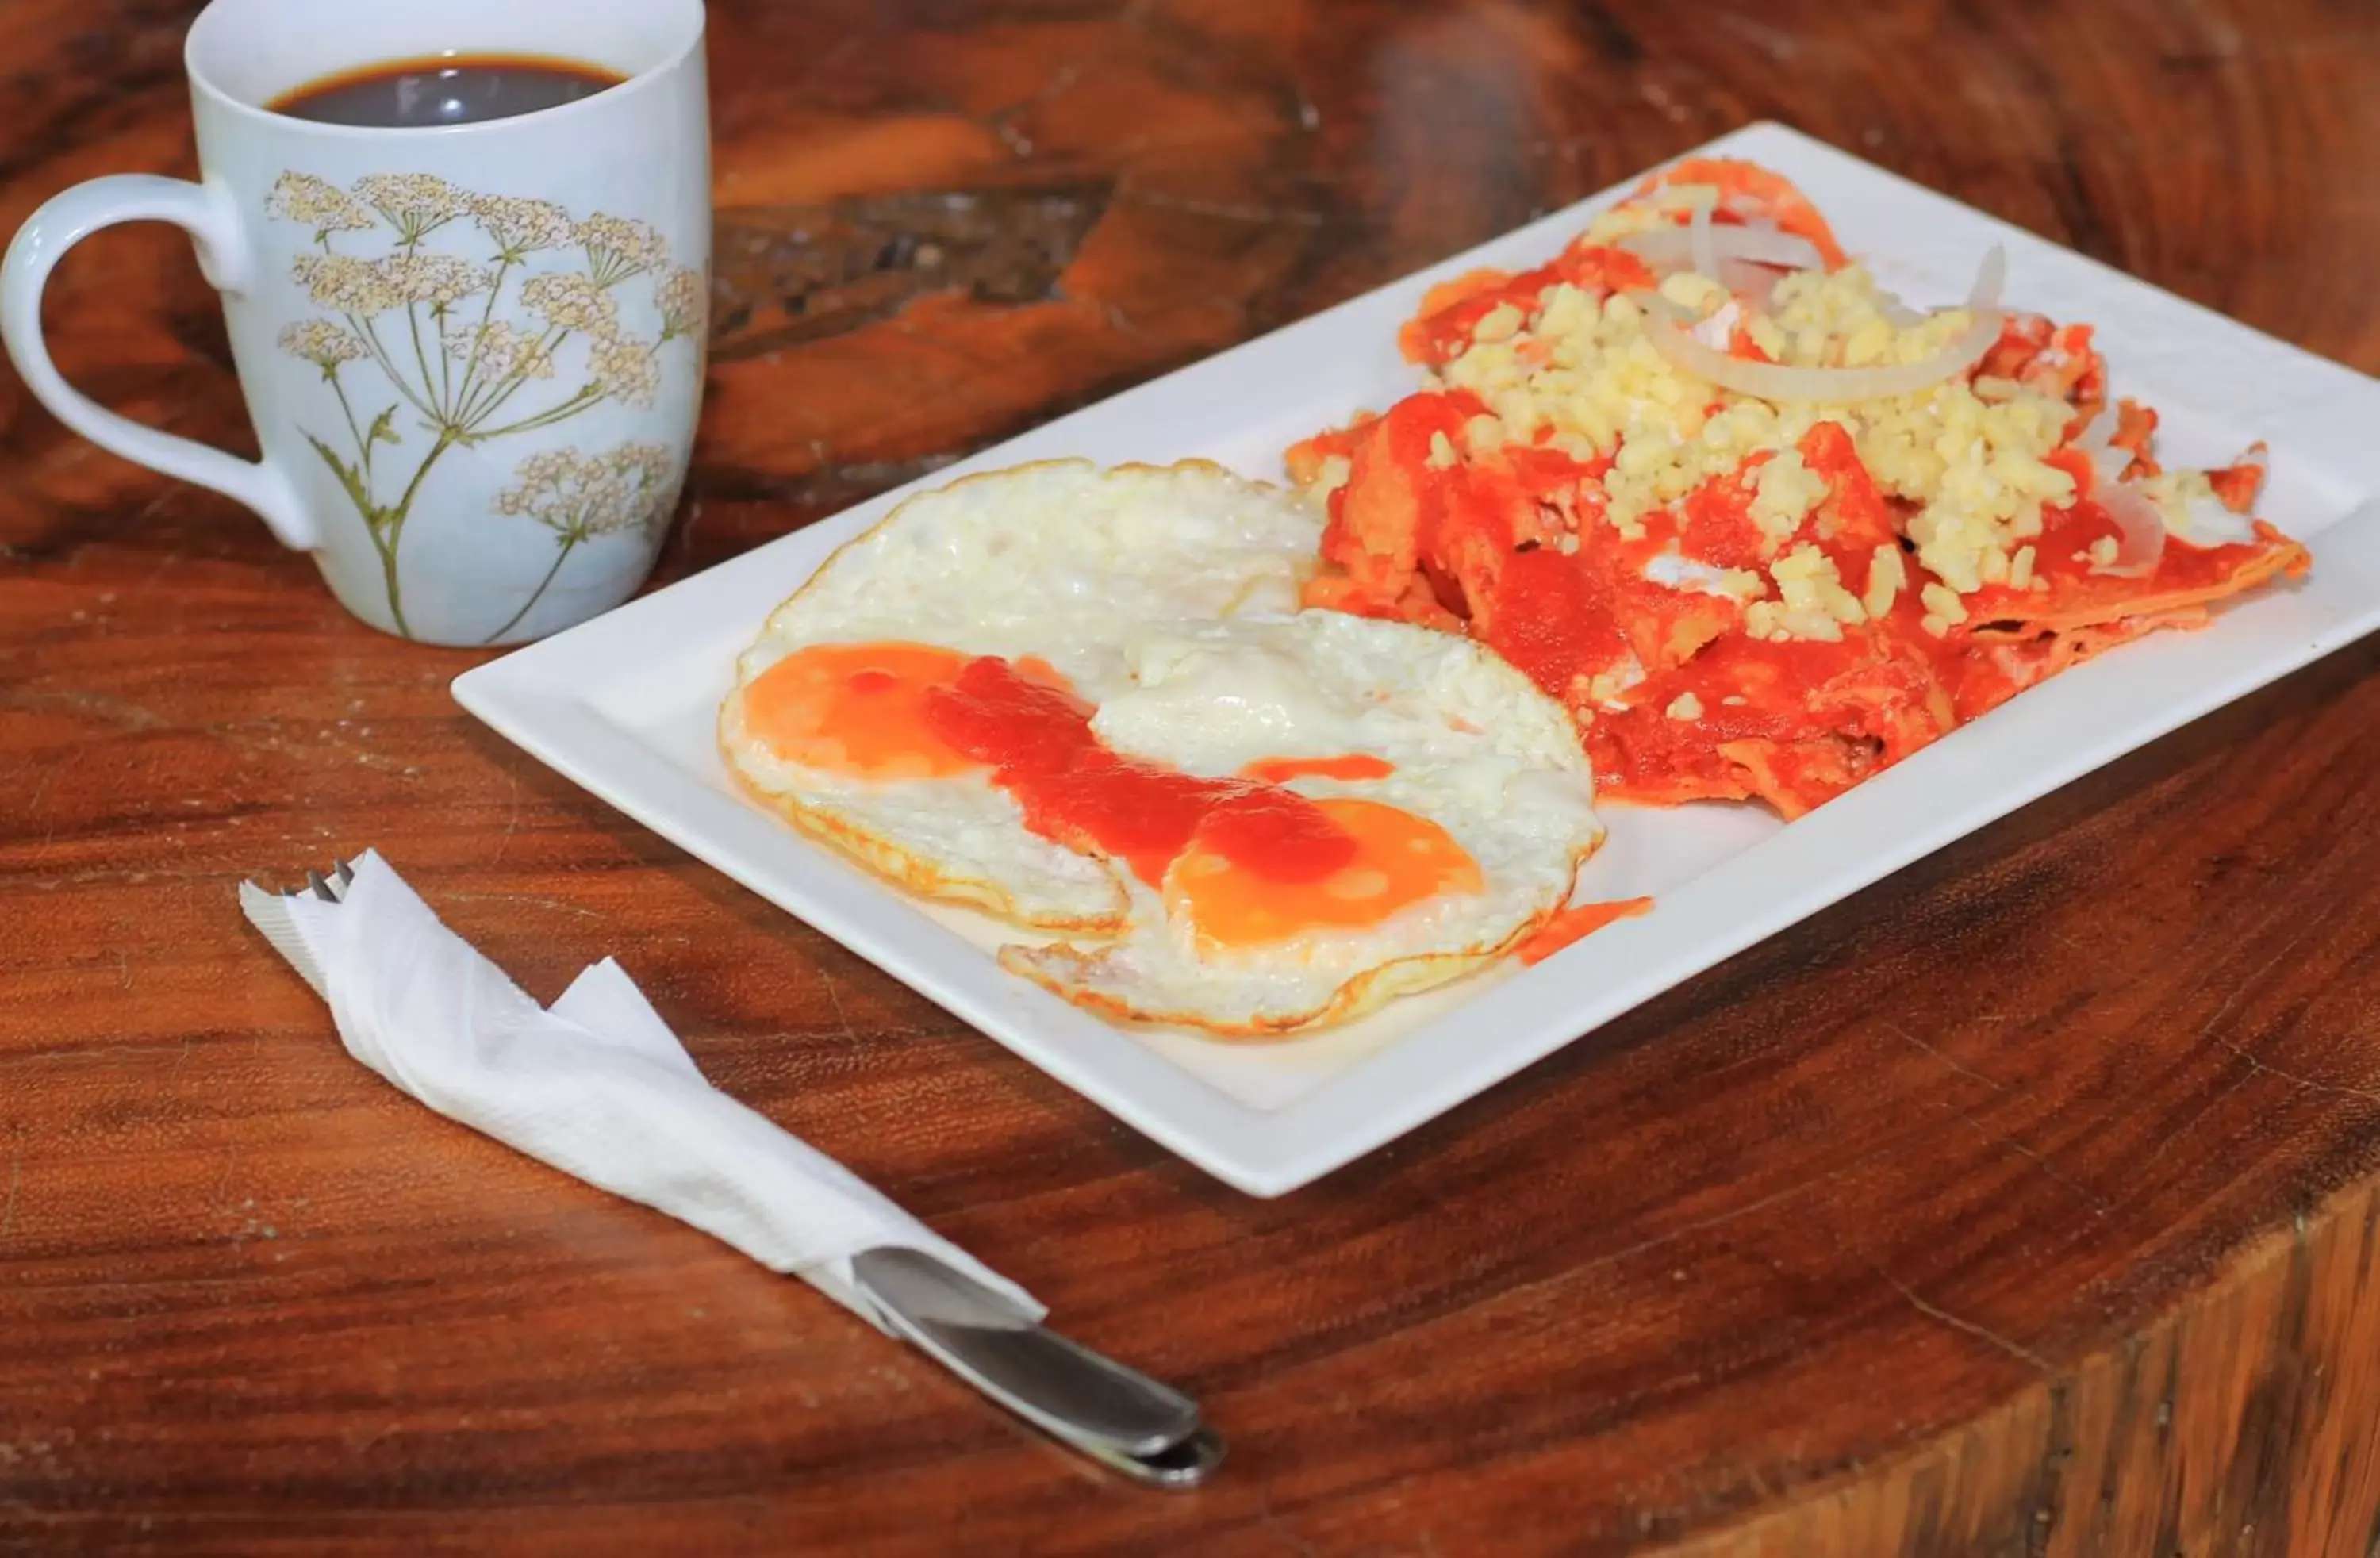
left=2, top=174, right=315, bottom=550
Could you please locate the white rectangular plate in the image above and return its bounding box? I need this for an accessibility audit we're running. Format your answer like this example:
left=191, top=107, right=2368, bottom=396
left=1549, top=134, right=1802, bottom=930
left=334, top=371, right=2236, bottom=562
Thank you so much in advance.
left=455, top=123, right=2380, bottom=1196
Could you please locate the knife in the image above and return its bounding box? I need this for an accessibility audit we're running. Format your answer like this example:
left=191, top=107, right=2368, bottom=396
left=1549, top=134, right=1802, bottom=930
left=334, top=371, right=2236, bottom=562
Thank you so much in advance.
left=850, top=1246, right=1225, bottom=1487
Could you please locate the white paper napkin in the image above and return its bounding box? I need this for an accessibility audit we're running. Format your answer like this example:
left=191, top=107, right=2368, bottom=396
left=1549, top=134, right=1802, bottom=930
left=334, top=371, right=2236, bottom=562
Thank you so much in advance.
left=238, top=850, right=1041, bottom=1330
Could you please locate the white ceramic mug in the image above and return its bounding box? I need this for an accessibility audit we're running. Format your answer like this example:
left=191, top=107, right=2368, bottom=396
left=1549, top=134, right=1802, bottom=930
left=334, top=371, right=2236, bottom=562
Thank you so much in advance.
left=0, top=0, right=709, bottom=645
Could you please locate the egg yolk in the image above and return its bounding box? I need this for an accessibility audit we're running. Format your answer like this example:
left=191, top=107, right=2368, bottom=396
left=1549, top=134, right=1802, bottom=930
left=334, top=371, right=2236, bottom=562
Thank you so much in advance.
left=753, top=647, right=1485, bottom=933
left=1239, top=754, right=1396, bottom=784
left=921, top=656, right=1360, bottom=885
left=1166, top=797, right=1484, bottom=950
left=922, top=657, right=1484, bottom=918
left=743, top=642, right=1077, bottom=780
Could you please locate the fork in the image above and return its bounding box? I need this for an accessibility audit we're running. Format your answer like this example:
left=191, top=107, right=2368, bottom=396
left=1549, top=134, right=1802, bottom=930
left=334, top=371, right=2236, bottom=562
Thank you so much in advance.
left=292, top=860, right=355, bottom=904
left=267, top=857, right=1223, bottom=1487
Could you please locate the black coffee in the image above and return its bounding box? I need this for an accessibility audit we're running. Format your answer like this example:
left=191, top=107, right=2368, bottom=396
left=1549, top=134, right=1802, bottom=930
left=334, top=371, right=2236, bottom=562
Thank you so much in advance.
left=268, top=53, right=625, bottom=129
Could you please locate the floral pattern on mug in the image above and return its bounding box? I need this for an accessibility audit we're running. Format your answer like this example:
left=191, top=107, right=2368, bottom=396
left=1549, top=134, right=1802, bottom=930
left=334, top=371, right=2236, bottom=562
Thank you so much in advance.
left=487, top=441, right=679, bottom=641
left=267, top=170, right=707, bottom=640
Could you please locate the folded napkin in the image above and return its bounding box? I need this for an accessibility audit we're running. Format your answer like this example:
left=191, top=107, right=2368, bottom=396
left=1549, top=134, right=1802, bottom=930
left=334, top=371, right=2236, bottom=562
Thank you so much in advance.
left=238, top=851, right=1040, bottom=1330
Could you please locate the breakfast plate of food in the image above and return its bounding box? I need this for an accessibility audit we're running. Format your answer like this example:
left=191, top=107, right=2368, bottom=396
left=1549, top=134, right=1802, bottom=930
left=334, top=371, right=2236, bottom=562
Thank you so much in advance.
left=455, top=121, right=2380, bottom=1195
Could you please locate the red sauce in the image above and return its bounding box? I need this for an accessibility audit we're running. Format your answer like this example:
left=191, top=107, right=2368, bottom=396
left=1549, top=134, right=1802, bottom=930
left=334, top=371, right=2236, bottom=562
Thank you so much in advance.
left=1502, top=443, right=1615, bottom=500
left=1677, top=466, right=1768, bottom=569
left=1242, top=754, right=1395, bottom=784
left=1798, top=423, right=1891, bottom=540
left=1728, top=326, right=1777, bottom=363
left=1516, top=896, right=1653, bottom=965
left=1481, top=546, right=1619, bottom=700
left=1558, top=242, right=1657, bottom=297
left=1398, top=244, right=1656, bottom=366
left=1403, top=263, right=1562, bottom=364
left=2207, top=457, right=2266, bottom=514
left=920, top=657, right=1359, bottom=887
left=2148, top=530, right=2273, bottom=594
left=2022, top=498, right=2129, bottom=585
left=1589, top=635, right=1859, bottom=793
left=1633, top=159, right=1850, bottom=267
left=2040, top=445, right=2095, bottom=501
left=1980, top=314, right=2054, bottom=379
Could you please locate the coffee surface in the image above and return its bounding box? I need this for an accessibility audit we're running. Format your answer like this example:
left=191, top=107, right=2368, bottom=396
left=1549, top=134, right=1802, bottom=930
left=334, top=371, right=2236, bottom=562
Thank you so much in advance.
left=269, top=54, right=624, bottom=128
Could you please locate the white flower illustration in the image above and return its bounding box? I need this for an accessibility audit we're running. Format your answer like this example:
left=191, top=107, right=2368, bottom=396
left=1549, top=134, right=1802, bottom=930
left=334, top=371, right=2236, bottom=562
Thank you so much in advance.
left=657, top=266, right=706, bottom=343
left=470, top=194, right=574, bottom=256
left=577, top=213, right=669, bottom=282
left=520, top=271, right=618, bottom=332
left=498, top=442, right=677, bottom=539
left=278, top=318, right=367, bottom=370
left=586, top=330, right=660, bottom=408
left=443, top=320, right=555, bottom=383
left=293, top=251, right=402, bottom=314
left=355, top=172, right=466, bottom=238
left=267, top=172, right=374, bottom=235
left=378, top=252, right=496, bottom=307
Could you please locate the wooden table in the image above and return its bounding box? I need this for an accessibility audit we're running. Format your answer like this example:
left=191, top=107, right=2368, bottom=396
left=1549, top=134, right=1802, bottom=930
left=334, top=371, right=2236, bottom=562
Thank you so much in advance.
left=5, top=1, right=2378, bottom=1553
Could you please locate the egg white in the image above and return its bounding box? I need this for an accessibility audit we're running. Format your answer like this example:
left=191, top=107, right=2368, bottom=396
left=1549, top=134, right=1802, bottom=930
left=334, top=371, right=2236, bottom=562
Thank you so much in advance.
left=997, top=610, right=1606, bottom=1036
left=720, top=459, right=1328, bottom=929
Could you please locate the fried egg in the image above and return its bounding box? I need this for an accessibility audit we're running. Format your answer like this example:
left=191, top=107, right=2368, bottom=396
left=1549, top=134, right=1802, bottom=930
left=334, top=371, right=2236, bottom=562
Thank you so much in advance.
left=719, top=459, right=1327, bottom=929
left=997, top=610, right=1604, bottom=1035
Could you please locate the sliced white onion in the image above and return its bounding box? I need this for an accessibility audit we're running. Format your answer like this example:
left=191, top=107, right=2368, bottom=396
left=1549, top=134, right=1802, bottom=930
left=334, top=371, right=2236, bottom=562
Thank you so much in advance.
left=1714, top=259, right=1782, bottom=309
left=1620, top=224, right=1826, bottom=274
left=1691, top=299, right=1742, bottom=351
left=1969, top=243, right=2008, bottom=313
left=2075, top=404, right=2121, bottom=460
left=2154, top=442, right=2266, bottom=545
left=2068, top=401, right=2166, bottom=570
left=2164, top=484, right=2260, bottom=547
left=2073, top=406, right=2132, bottom=482
left=2095, top=479, right=2167, bottom=578
left=1690, top=198, right=1719, bottom=282
left=1638, top=311, right=1990, bottom=402
left=1872, top=289, right=1925, bottom=328
left=1637, top=246, right=2006, bottom=405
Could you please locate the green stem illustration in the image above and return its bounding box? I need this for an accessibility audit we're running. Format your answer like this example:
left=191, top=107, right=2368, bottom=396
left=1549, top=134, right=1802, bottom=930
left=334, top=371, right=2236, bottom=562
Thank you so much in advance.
left=328, top=375, right=370, bottom=485
left=389, top=432, right=455, bottom=535
left=471, top=386, right=605, bottom=442
left=482, top=535, right=577, bottom=643
left=448, top=256, right=515, bottom=419
left=367, top=520, right=406, bottom=637
left=352, top=315, right=438, bottom=422
left=373, top=430, right=457, bottom=636
left=459, top=325, right=570, bottom=432
left=403, top=305, right=438, bottom=424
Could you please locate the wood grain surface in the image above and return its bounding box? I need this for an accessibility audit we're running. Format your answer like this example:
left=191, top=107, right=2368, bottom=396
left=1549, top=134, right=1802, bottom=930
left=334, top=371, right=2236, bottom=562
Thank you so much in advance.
left=5, top=1, right=2380, bottom=1553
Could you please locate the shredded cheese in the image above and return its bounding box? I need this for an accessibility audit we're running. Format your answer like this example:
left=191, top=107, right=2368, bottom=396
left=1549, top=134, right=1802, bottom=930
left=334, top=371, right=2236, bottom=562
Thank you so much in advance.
left=1435, top=261, right=2085, bottom=598
left=1919, top=581, right=1967, bottom=638
left=1864, top=543, right=1906, bottom=620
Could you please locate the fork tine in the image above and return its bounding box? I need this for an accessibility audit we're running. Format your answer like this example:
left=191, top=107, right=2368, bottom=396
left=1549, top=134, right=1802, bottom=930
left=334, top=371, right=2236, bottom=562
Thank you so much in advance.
left=332, top=859, right=355, bottom=896
left=305, top=870, right=339, bottom=904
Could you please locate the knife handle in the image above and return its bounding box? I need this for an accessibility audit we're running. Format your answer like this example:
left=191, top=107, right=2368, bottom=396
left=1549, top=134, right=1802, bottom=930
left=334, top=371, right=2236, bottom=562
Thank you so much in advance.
left=850, top=1246, right=1223, bottom=1487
